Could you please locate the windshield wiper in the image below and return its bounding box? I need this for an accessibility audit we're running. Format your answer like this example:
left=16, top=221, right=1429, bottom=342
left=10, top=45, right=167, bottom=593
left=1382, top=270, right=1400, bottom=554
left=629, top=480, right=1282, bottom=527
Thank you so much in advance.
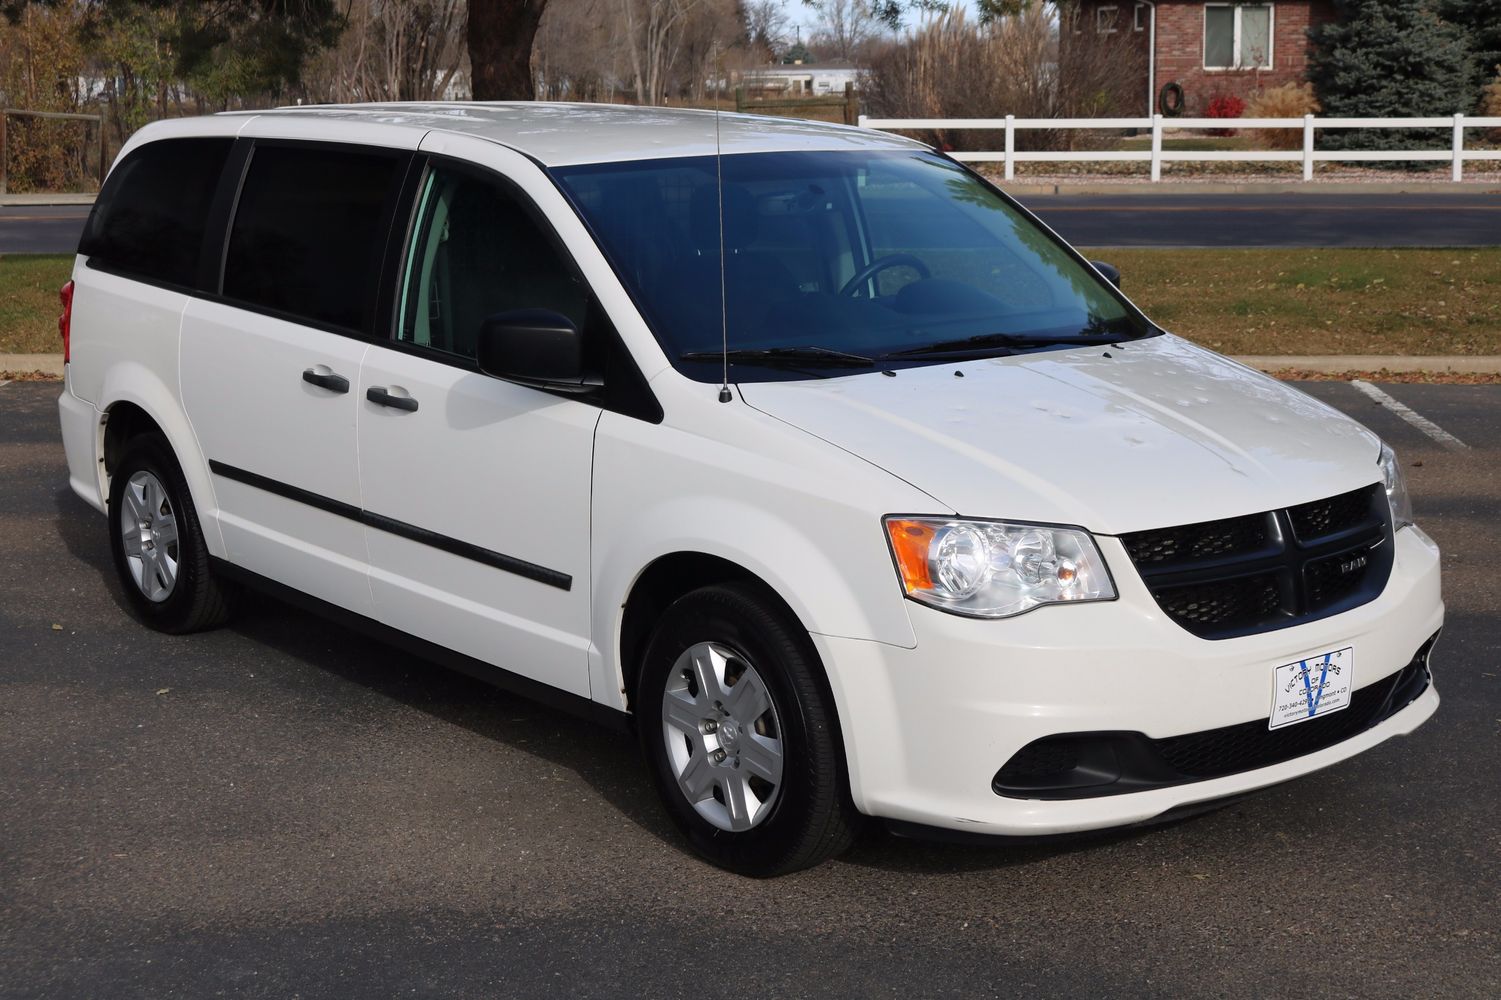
left=886, top=332, right=1121, bottom=359
left=680, top=346, right=876, bottom=368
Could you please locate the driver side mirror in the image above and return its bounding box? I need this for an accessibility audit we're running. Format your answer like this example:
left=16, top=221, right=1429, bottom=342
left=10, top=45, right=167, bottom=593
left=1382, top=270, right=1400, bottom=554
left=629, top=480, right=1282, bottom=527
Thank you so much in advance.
left=1090, top=261, right=1121, bottom=288
left=477, top=309, right=586, bottom=390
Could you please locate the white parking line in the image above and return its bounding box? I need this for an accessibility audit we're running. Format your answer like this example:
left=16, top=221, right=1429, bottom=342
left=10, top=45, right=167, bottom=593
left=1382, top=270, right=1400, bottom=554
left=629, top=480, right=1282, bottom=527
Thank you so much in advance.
left=0, top=380, right=10, bottom=389
left=1350, top=380, right=1469, bottom=451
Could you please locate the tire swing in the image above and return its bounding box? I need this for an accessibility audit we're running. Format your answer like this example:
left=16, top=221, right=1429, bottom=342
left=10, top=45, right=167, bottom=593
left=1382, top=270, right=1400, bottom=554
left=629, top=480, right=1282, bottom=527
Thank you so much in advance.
left=1158, top=82, right=1185, bottom=117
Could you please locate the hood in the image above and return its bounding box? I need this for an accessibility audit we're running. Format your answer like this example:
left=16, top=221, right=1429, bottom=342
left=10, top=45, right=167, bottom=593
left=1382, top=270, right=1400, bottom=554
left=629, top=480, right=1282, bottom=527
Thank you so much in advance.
left=738, top=335, right=1382, bottom=535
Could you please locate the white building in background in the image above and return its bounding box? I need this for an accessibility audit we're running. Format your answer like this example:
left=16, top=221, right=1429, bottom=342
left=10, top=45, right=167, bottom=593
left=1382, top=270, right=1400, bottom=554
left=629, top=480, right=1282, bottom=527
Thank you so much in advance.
left=740, top=62, right=861, bottom=97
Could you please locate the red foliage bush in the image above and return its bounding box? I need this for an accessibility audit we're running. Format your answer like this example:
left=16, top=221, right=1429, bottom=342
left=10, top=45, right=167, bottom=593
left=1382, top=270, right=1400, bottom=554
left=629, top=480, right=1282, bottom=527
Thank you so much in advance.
left=1205, top=93, right=1246, bottom=136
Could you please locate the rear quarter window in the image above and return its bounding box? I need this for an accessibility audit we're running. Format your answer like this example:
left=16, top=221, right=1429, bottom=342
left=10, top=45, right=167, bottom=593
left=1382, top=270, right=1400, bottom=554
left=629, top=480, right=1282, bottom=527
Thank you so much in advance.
left=79, top=137, right=233, bottom=288
left=223, top=143, right=405, bottom=333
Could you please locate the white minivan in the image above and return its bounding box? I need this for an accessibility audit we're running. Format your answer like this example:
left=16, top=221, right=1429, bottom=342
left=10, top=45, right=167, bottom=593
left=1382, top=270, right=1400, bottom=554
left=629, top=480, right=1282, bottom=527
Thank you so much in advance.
left=58, top=104, right=1441, bottom=875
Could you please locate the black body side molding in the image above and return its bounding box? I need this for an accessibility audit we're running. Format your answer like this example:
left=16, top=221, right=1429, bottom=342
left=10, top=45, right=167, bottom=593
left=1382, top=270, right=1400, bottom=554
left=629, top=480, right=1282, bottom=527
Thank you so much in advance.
left=208, top=460, right=572, bottom=590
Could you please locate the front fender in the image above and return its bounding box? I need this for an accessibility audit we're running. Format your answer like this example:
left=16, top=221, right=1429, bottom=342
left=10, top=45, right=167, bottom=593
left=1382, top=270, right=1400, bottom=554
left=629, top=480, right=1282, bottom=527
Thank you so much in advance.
left=589, top=405, right=938, bottom=713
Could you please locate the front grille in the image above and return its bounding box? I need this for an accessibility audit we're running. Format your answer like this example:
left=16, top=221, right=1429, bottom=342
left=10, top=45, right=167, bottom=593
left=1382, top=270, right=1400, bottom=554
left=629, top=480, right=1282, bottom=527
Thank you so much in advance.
left=1288, top=488, right=1374, bottom=540
left=1156, top=572, right=1282, bottom=629
left=1123, top=512, right=1270, bottom=565
left=1119, top=483, right=1392, bottom=639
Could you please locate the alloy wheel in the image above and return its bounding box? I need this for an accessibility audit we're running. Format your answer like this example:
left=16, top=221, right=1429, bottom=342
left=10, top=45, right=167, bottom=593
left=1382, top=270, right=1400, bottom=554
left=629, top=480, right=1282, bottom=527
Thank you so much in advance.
left=119, top=470, right=179, bottom=602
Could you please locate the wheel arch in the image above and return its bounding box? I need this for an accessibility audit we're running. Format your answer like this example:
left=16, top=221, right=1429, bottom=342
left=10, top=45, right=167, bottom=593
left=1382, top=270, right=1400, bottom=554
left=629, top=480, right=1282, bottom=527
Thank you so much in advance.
left=617, top=550, right=859, bottom=811
left=618, top=551, right=809, bottom=712
left=97, top=367, right=225, bottom=559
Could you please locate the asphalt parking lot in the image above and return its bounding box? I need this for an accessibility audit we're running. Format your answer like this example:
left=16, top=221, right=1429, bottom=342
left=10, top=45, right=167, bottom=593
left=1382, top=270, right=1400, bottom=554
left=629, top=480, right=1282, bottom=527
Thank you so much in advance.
left=2, top=378, right=1498, bottom=998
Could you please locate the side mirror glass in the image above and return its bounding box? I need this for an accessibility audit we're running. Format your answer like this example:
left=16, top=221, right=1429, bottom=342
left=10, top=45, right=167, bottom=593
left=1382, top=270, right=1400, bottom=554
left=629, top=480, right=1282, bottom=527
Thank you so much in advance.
left=477, top=309, right=585, bottom=389
left=1090, top=261, right=1121, bottom=288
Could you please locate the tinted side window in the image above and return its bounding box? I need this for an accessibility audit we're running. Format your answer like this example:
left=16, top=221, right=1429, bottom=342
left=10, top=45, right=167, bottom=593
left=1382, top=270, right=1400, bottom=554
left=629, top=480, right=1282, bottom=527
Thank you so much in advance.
left=398, top=163, right=586, bottom=359
left=79, top=137, right=233, bottom=287
left=225, top=144, right=403, bottom=332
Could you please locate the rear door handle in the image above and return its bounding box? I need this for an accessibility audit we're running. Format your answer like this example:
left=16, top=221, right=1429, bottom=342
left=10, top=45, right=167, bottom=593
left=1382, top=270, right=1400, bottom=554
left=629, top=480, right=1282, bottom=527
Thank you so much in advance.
left=366, top=385, right=419, bottom=412
left=302, top=367, right=350, bottom=393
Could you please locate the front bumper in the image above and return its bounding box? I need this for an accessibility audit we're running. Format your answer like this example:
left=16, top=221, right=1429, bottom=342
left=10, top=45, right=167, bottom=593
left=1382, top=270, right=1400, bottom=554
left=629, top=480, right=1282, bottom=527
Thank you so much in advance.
left=814, top=527, right=1443, bottom=836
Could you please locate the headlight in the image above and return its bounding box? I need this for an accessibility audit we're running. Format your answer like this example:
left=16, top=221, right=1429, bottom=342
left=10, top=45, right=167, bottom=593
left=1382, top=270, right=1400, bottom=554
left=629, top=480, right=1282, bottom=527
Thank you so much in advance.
left=1378, top=442, right=1414, bottom=530
left=884, top=517, right=1116, bottom=618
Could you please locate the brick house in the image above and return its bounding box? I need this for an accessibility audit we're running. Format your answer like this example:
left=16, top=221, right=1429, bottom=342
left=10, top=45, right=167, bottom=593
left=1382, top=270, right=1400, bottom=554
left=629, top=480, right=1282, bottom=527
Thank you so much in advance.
left=1070, top=0, right=1335, bottom=115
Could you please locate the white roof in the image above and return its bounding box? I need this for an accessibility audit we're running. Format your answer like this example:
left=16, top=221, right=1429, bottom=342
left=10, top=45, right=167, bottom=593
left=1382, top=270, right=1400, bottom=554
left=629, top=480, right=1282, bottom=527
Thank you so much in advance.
left=206, top=101, right=927, bottom=167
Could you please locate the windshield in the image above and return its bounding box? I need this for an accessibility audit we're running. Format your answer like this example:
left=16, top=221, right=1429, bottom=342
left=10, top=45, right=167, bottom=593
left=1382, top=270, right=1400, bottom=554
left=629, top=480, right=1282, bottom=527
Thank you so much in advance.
left=552, top=150, right=1153, bottom=380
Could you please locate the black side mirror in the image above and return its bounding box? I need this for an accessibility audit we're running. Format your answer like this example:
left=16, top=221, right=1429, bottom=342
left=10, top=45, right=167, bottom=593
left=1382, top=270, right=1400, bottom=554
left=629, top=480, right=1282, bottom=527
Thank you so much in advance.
left=477, top=309, right=586, bottom=390
left=1090, top=261, right=1121, bottom=288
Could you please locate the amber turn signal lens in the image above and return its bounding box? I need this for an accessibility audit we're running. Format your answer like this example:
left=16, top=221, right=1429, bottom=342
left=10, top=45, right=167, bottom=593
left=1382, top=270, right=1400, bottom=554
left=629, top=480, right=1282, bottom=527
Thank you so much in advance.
left=886, top=519, right=936, bottom=593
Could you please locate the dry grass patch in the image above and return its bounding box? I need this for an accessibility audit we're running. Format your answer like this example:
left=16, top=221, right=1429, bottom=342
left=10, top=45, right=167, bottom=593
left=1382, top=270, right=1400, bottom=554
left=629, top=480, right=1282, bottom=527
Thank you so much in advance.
left=1082, top=247, right=1501, bottom=356
left=5, top=249, right=1500, bottom=361
left=0, top=254, right=73, bottom=354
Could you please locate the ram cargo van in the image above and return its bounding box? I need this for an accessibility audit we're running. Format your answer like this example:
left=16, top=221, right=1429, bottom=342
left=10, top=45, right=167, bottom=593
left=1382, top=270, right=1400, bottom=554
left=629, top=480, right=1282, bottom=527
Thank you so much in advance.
left=58, top=104, right=1441, bottom=875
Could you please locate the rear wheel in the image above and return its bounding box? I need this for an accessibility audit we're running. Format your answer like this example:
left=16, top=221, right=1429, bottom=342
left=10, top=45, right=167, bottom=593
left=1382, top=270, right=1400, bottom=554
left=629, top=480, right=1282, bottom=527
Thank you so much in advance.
left=637, top=582, right=859, bottom=876
left=108, top=433, right=230, bottom=633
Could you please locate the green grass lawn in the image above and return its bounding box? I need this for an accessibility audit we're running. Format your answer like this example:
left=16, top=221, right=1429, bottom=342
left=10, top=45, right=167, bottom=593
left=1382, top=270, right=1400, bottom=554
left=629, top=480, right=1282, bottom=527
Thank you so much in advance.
left=4, top=249, right=1499, bottom=358
left=0, top=255, right=73, bottom=354
left=1081, top=247, right=1501, bottom=356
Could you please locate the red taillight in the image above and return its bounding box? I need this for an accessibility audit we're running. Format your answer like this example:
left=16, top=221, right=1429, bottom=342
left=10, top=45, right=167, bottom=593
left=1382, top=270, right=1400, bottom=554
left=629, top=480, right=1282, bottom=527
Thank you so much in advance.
left=59, top=280, right=74, bottom=364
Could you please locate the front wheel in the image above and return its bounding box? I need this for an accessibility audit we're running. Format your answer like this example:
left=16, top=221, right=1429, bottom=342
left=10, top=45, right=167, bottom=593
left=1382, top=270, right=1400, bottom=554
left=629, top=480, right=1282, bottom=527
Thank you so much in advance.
left=637, top=582, right=859, bottom=876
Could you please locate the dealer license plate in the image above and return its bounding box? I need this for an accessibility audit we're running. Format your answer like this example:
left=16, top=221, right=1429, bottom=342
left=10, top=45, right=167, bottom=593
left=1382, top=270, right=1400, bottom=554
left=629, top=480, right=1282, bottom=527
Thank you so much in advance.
left=1270, top=647, right=1355, bottom=730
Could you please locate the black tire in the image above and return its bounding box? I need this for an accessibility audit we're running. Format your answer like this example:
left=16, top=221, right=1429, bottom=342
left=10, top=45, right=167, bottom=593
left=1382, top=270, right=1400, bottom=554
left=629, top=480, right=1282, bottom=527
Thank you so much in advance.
left=636, top=582, right=860, bottom=876
left=1158, top=81, right=1185, bottom=117
left=108, top=432, right=231, bottom=633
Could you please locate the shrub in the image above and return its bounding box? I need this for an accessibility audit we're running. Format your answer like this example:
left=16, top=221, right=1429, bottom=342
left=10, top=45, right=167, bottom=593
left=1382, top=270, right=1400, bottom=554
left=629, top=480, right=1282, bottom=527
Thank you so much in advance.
left=861, top=7, right=1146, bottom=153
left=1245, top=82, right=1321, bottom=149
left=1483, top=65, right=1501, bottom=142
left=1205, top=93, right=1245, bottom=136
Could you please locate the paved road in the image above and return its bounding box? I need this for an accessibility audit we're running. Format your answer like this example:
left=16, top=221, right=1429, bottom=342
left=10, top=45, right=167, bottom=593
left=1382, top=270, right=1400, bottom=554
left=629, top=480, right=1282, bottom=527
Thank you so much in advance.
left=0, top=206, right=87, bottom=255
left=5, top=191, right=1501, bottom=254
left=1018, top=191, right=1501, bottom=248
left=2, top=380, right=1499, bottom=998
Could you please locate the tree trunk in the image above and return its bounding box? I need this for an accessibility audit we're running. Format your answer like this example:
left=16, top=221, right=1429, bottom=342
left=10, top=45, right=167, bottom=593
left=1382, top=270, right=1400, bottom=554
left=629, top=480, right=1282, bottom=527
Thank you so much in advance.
left=468, top=0, right=547, bottom=100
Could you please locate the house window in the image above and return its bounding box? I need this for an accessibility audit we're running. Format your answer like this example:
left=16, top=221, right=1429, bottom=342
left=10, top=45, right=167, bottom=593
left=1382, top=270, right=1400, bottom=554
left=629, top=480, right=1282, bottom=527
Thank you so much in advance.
left=1204, top=4, right=1273, bottom=70
left=1134, top=2, right=1148, bottom=31
left=1096, top=5, right=1119, bottom=33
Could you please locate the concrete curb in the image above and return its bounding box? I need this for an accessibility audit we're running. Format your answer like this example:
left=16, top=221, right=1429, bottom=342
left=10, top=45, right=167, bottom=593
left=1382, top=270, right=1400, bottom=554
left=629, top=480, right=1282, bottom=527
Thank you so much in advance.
left=999, top=181, right=1501, bottom=197
left=7, top=353, right=1501, bottom=380
left=1233, top=355, right=1501, bottom=374
left=0, top=194, right=98, bottom=207
left=1, top=354, right=65, bottom=376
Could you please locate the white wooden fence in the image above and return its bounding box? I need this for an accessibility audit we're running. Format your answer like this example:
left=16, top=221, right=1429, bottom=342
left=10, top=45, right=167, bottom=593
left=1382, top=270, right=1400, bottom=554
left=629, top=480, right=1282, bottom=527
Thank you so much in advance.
left=855, top=113, right=1501, bottom=182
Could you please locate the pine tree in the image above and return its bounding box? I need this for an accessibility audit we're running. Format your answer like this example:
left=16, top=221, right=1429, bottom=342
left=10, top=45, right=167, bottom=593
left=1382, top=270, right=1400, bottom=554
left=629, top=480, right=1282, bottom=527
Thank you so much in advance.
left=1437, top=0, right=1501, bottom=107
left=1309, top=0, right=1475, bottom=150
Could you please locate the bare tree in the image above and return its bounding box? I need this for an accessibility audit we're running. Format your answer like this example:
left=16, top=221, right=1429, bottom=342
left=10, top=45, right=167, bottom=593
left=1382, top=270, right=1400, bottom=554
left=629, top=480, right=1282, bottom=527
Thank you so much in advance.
left=863, top=6, right=1145, bottom=150
left=803, top=0, right=875, bottom=62
left=743, top=0, right=789, bottom=61
left=620, top=0, right=709, bottom=104
left=534, top=0, right=761, bottom=104
left=534, top=0, right=621, bottom=100
left=304, top=0, right=468, bottom=102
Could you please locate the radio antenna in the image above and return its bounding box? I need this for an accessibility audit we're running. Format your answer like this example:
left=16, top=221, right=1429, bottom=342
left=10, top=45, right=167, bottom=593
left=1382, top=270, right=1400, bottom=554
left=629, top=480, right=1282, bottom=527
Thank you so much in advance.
left=713, top=41, right=732, bottom=404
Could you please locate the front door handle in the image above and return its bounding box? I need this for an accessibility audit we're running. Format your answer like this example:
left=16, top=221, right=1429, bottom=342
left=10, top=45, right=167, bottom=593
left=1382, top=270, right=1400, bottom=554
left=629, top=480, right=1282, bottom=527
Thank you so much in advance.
left=366, top=385, right=419, bottom=412
left=302, top=367, right=349, bottom=393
